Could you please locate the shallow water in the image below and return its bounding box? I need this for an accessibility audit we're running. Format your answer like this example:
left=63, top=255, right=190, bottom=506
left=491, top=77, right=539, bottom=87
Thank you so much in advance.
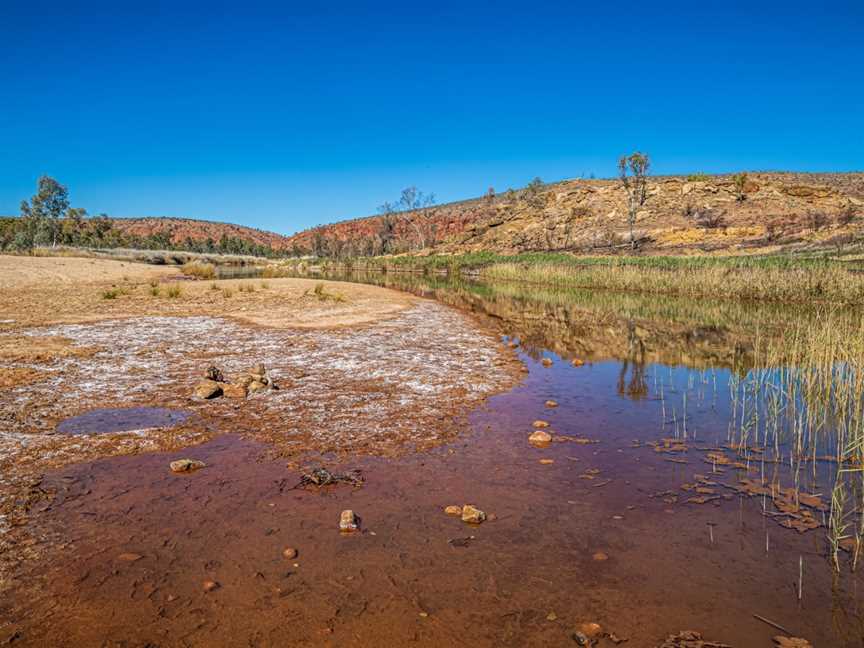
left=2, top=272, right=863, bottom=646
left=57, top=407, right=191, bottom=435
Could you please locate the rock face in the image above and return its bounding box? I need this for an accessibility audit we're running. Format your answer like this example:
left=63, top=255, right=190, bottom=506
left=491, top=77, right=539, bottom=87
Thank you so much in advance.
left=339, top=510, right=359, bottom=532
left=461, top=505, right=487, bottom=524
left=283, top=172, right=864, bottom=256
left=169, top=459, right=206, bottom=473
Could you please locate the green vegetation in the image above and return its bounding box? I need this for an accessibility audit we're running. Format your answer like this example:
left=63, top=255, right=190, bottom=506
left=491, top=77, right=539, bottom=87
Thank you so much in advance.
left=1, top=176, right=284, bottom=257
left=293, top=252, right=864, bottom=304
left=165, top=284, right=183, bottom=298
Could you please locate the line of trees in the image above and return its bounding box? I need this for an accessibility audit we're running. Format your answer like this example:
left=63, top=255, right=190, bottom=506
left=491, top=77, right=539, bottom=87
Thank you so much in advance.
left=1, top=176, right=284, bottom=258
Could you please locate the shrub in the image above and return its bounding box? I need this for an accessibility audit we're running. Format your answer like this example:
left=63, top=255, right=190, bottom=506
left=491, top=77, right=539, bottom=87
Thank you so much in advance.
left=102, top=289, right=119, bottom=300
left=222, top=288, right=233, bottom=298
left=805, top=210, right=828, bottom=231
left=694, top=208, right=726, bottom=229
left=687, top=173, right=710, bottom=182
left=733, top=173, right=748, bottom=201
left=166, top=284, right=182, bottom=298
left=836, top=205, right=858, bottom=226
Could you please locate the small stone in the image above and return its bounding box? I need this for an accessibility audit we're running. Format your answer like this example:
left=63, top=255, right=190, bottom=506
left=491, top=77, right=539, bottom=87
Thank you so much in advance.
left=202, top=580, right=220, bottom=592
left=282, top=547, right=298, bottom=559
left=419, top=612, right=429, bottom=618
left=545, top=400, right=558, bottom=408
left=507, top=341, right=518, bottom=348
left=444, top=505, right=463, bottom=516
left=461, top=505, right=487, bottom=524
left=221, top=382, right=248, bottom=399
left=533, top=420, right=550, bottom=428
left=541, top=358, right=553, bottom=367
left=193, top=379, right=222, bottom=400
left=546, top=612, right=558, bottom=621
left=592, top=552, right=609, bottom=561
left=169, top=459, right=206, bottom=473
left=571, top=359, right=585, bottom=367
left=529, top=430, right=553, bottom=445
left=117, top=552, right=143, bottom=562
left=539, top=459, right=554, bottom=465
left=340, top=509, right=359, bottom=532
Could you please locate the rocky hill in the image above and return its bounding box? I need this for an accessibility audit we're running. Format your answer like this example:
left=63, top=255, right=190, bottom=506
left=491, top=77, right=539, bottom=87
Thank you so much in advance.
left=110, top=217, right=295, bottom=251
left=286, top=172, right=864, bottom=256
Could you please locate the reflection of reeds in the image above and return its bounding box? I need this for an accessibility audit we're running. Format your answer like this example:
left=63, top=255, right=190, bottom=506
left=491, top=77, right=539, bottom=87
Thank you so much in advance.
left=726, top=310, right=864, bottom=572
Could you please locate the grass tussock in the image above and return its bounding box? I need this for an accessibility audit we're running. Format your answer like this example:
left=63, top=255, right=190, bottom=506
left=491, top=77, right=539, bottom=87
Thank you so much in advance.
left=165, top=284, right=183, bottom=299
left=182, top=261, right=216, bottom=280
left=306, top=282, right=344, bottom=302
left=222, top=288, right=233, bottom=298
left=239, top=282, right=256, bottom=293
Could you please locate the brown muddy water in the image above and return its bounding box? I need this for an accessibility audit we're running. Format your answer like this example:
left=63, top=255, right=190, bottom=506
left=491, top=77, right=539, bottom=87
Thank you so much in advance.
left=1, top=272, right=863, bottom=647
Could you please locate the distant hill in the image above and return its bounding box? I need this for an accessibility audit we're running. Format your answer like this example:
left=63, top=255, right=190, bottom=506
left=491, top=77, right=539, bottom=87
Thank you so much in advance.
left=109, top=217, right=295, bottom=251
left=284, top=172, right=864, bottom=256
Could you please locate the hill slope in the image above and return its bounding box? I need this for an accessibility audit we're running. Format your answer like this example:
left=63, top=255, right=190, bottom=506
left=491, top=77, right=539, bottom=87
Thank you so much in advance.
left=109, top=217, right=295, bottom=251
left=286, top=172, right=864, bottom=256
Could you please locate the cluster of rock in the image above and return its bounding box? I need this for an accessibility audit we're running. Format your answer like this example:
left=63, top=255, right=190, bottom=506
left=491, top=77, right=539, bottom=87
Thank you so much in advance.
left=193, top=364, right=277, bottom=400
left=444, top=504, right=488, bottom=524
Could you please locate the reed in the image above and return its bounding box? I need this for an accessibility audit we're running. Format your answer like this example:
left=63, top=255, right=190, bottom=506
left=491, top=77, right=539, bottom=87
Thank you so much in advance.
left=182, top=261, right=216, bottom=280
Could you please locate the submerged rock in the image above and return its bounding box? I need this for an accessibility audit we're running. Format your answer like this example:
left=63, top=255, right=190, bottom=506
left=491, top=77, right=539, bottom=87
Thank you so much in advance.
left=529, top=430, right=553, bottom=445
left=532, top=420, right=550, bottom=428
left=193, top=379, right=222, bottom=400
left=461, top=505, right=487, bottom=524
left=170, top=459, right=206, bottom=473
left=339, top=509, right=360, bottom=532
left=541, top=358, right=553, bottom=367
left=545, top=400, right=558, bottom=408
left=444, top=505, right=463, bottom=516
left=282, top=547, right=298, bottom=559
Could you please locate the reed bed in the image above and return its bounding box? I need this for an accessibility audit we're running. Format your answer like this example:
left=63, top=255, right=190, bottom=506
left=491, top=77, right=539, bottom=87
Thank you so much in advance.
left=482, top=260, right=864, bottom=304
left=181, top=261, right=216, bottom=280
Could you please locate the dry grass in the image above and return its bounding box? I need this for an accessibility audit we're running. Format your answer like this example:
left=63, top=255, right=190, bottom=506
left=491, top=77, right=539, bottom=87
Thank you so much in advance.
left=182, top=261, right=216, bottom=280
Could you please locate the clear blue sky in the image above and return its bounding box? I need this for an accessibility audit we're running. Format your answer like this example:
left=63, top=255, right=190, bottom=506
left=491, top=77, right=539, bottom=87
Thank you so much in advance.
left=1, top=1, right=862, bottom=235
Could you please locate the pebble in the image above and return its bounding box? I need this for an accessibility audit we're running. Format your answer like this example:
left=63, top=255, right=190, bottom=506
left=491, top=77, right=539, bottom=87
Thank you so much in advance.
left=202, top=580, right=220, bottom=592
left=539, top=459, right=554, bottom=465
left=592, top=552, right=609, bottom=561
left=544, top=400, right=558, bottom=407
left=339, top=509, right=359, bottom=532
left=282, top=547, right=298, bottom=559
left=571, top=359, right=585, bottom=367
left=541, top=358, right=553, bottom=367
left=546, top=612, right=558, bottom=621
left=444, top=505, right=463, bottom=516
left=117, top=552, right=143, bottom=562
left=532, top=420, right=550, bottom=428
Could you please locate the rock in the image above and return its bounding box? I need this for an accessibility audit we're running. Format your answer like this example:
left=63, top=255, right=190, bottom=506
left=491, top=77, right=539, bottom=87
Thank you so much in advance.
left=461, top=505, right=487, bottom=524
left=117, top=552, right=143, bottom=562
left=577, top=622, right=602, bottom=638
left=221, top=382, right=248, bottom=399
left=170, top=459, right=206, bottom=473
left=546, top=611, right=558, bottom=621
left=571, top=359, right=585, bottom=367
left=592, top=551, right=609, bottom=561
left=204, top=366, right=224, bottom=382
left=533, top=420, right=550, bottom=428
left=529, top=430, right=552, bottom=445
left=541, top=358, right=553, bottom=367
left=773, top=638, right=813, bottom=648
left=235, top=374, right=255, bottom=388
left=250, top=363, right=266, bottom=378
left=545, top=400, right=558, bottom=408
left=248, top=380, right=269, bottom=393
left=444, top=505, right=463, bottom=516
left=202, top=580, right=220, bottom=592
left=339, top=509, right=359, bottom=532
left=282, top=547, right=298, bottom=559
left=193, top=379, right=222, bottom=400
left=539, top=459, right=554, bottom=465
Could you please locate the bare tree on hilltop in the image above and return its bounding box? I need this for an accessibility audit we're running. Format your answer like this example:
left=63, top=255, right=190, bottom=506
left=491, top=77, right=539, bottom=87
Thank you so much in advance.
left=376, top=187, right=437, bottom=252
left=618, top=152, right=650, bottom=250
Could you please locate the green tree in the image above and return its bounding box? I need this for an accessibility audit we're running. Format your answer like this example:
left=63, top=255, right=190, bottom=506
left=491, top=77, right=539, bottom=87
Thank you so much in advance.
left=21, top=176, right=70, bottom=247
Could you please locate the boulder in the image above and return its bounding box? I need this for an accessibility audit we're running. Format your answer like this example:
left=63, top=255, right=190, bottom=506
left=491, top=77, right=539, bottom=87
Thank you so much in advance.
left=193, top=380, right=222, bottom=400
